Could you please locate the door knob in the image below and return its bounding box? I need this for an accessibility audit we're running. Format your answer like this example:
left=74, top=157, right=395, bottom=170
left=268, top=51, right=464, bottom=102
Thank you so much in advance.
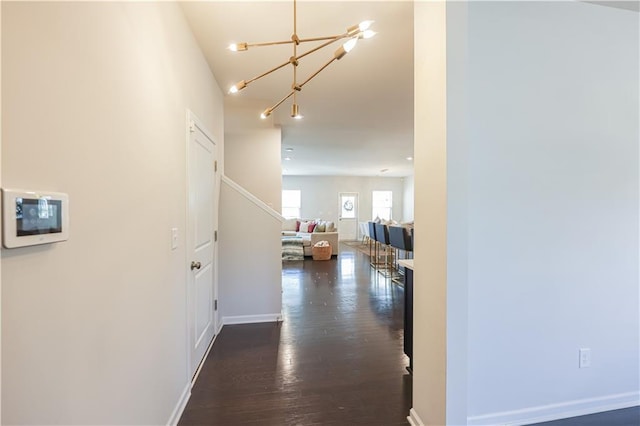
left=190, top=261, right=201, bottom=271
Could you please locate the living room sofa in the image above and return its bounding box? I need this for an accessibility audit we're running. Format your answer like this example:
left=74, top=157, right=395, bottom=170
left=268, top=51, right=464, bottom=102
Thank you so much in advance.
left=282, top=218, right=339, bottom=257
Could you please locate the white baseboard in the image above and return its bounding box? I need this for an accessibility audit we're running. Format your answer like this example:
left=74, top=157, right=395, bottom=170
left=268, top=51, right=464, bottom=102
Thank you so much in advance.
left=166, top=382, right=191, bottom=426
left=468, top=391, right=640, bottom=426
left=166, top=323, right=226, bottom=426
left=191, top=332, right=219, bottom=385
left=222, top=312, right=283, bottom=325
left=407, top=408, right=425, bottom=426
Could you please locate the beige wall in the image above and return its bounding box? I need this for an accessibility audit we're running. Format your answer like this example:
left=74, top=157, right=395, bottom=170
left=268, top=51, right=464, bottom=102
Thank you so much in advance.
left=225, top=128, right=282, bottom=211
left=218, top=178, right=282, bottom=324
left=1, top=2, right=223, bottom=424
left=283, top=175, right=406, bottom=234
left=402, top=175, right=414, bottom=223
left=224, top=100, right=282, bottom=211
left=411, top=2, right=448, bottom=425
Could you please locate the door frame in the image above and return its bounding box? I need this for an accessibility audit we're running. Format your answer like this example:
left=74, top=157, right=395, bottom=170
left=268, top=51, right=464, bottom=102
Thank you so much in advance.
left=338, top=192, right=359, bottom=241
left=185, top=109, right=219, bottom=382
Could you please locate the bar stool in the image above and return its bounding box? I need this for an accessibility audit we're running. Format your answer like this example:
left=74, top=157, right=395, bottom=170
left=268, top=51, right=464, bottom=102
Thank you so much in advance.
left=389, top=226, right=413, bottom=284
left=368, top=221, right=383, bottom=269
left=374, top=223, right=394, bottom=277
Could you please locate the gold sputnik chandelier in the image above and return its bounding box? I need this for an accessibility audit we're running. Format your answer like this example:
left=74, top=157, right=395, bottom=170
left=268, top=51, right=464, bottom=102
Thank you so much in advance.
left=227, top=0, right=375, bottom=119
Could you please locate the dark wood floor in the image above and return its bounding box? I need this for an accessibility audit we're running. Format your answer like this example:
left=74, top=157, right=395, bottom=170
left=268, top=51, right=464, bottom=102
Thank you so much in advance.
left=529, top=406, right=640, bottom=426
left=178, top=243, right=638, bottom=426
left=179, top=243, right=412, bottom=425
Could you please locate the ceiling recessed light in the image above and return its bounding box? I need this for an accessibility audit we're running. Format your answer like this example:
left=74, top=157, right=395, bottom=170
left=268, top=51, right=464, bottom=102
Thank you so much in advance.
left=406, top=156, right=413, bottom=161
left=284, top=157, right=292, bottom=161
left=285, top=148, right=294, bottom=152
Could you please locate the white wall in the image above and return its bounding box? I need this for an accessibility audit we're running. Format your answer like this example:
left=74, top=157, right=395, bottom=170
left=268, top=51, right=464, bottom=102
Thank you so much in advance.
left=225, top=128, right=282, bottom=211
left=465, top=3, right=639, bottom=423
left=218, top=178, right=282, bottom=324
left=412, top=2, right=639, bottom=425
left=283, top=175, right=405, bottom=229
left=1, top=2, right=224, bottom=424
left=402, top=175, right=415, bottom=222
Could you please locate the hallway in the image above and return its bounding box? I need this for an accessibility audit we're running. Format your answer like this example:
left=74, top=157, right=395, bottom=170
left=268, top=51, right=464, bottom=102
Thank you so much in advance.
left=179, top=244, right=412, bottom=425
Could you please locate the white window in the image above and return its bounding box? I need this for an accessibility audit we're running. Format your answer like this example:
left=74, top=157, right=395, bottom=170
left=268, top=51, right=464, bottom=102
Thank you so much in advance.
left=282, top=190, right=301, bottom=219
left=372, top=191, right=392, bottom=221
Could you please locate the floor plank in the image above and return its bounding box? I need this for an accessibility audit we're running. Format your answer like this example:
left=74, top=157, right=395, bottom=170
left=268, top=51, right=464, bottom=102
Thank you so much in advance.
left=528, top=406, right=640, bottom=426
left=179, top=244, right=412, bottom=425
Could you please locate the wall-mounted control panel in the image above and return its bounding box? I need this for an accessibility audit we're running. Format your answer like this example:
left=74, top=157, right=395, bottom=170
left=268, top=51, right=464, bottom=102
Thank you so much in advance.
left=2, top=189, right=69, bottom=248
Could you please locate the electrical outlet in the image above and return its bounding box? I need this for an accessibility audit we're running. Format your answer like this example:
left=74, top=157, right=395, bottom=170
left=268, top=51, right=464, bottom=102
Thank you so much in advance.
left=579, top=348, right=591, bottom=368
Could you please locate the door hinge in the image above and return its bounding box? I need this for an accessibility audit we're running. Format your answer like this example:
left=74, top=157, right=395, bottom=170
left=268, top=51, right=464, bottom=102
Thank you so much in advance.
left=189, top=120, right=196, bottom=133
left=214, top=299, right=218, bottom=311
left=214, top=160, right=218, bottom=172
left=214, top=230, right=218, bottom=242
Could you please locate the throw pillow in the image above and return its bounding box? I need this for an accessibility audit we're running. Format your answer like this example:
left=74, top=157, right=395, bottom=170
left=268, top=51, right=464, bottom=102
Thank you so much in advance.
left=308, top=222, right=317, bottom=233
left=283, top=218, right=297, bottom=232
left=314, top=223, right=326, bottom=232
left=325, top=221, right=335, bottom=232
left=299, top=221, right=312, bottom=233
left=296, top=220, right=301, bottom=232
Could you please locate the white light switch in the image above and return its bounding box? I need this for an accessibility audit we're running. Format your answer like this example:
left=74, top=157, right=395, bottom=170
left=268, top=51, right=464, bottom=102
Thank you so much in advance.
left=171, top=228, right=178, bottom=250
left=579, top=348, right=591, bottom=368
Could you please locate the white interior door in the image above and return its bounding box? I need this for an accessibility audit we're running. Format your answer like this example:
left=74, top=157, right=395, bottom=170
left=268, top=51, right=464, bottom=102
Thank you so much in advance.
left=338, top=192, right=358, bottom=241
left=187, top=112, right=217, bottom=379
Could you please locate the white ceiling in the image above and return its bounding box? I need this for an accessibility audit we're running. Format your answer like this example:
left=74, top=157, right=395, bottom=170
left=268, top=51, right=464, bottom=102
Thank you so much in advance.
left=180, top=1, right=414, bottom=177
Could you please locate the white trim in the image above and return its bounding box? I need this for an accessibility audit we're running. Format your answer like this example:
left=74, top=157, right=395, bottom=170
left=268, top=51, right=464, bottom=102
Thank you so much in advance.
left=407, top=408, right=425, bottom=426
left=166, top=382, right=191, bottom=426
left=467, top=392, right=640, bottom=426
left=166, top=327, right=225, bottom=426
left=221, top=175, right=283, bottom=221
left=185, top=109, right=219, bottom=380
left=222, top=313, right=283, bottom=325
left=191, top=332, right=218, bottom=386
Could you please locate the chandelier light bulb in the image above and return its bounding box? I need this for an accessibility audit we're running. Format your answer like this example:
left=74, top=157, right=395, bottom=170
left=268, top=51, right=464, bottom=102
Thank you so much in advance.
left=358, top=20, right=374, bottom=31
left=291, top=104, right=303, bottom=119
left=260, top=108, right=273, bottom=119
left=343, top=38, right=358, bottom=53
left=228, top=80, right=247, bottom=94
left=228, top=42, right=248, bottom=52
left=360, top=30, right=376, bottom=39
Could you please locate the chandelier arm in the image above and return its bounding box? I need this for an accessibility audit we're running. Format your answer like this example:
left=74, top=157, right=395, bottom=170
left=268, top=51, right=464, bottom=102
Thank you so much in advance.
left=241, top=35, right=344, bottom=49
left=245, top=59, right=291, bottom=85
left=245, top=40, right=298, bottom=48
left=244, top=35, right=347, bottom=87
left=298, top=34, right=346, bottom=43
left=299, top=56, right=338, bottom=89
left=268, top=89, right=297, bottom=113
left=296, top=35, right=346, bottom=61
